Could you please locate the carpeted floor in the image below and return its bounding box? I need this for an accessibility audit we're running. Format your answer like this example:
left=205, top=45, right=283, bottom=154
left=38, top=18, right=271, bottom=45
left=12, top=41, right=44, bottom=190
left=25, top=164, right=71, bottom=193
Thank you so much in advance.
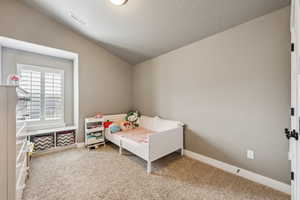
left=23, top=144, right=290, bottom=200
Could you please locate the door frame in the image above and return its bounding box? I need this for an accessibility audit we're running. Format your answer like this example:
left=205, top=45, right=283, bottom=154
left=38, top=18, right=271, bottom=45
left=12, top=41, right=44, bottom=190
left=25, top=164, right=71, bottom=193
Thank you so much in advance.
left=291, top=0, right=300, bottom=199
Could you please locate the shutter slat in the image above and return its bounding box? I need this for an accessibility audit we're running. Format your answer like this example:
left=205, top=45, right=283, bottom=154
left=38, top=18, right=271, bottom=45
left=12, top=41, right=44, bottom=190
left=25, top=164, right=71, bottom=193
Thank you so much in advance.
left=20, top=67, right=63, bottom=122
left=44, top=72, right=64, bottom=120
left=20, top=69, right=42, bottom=121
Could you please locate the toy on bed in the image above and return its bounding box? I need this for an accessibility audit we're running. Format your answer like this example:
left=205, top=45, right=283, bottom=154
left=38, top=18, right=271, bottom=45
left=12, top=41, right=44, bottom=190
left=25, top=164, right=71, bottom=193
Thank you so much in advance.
left=125, top=111, right=140, bottom=128
left=120, top=121, right=133, bottom=130
left=110, top=123, right=121, bottom=133
left=104, top=111, right=140, bottom=134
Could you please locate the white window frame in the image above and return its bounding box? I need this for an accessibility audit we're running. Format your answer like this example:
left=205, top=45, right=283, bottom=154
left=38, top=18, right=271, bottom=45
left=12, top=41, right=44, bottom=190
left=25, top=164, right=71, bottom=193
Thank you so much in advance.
left=17, top=64, right=65, bottom=130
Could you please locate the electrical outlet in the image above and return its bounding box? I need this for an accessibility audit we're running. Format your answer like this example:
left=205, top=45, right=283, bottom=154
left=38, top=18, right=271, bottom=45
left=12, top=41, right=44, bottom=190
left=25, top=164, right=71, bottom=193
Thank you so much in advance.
left=247, top=150, right=255, bottom=160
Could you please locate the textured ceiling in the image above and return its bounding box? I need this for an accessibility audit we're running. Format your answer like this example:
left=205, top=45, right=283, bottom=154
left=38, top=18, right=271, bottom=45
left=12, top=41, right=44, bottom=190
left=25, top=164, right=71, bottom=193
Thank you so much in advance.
left=24, top=0, right=290, bottom=65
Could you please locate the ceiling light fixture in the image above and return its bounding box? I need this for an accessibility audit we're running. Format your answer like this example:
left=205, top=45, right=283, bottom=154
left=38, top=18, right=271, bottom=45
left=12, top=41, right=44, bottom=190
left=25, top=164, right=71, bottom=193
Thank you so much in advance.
left=110, top=0, right=128, bottom=6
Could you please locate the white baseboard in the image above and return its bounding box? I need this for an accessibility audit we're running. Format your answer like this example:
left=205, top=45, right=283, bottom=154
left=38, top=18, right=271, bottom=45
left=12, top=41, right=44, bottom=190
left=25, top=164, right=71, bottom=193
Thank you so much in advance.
left=76, top=142, right=85, bottom=148
left=184, top=150, right=290, bottom=194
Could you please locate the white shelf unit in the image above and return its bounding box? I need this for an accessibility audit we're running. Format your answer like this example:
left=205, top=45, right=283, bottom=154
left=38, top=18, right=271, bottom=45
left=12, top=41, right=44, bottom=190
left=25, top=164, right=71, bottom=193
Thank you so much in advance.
left=0, top=86, right=29, bottom=200
left=21, top=126, right=77, bottom=154
left=85, top=117, right=105, bottom=148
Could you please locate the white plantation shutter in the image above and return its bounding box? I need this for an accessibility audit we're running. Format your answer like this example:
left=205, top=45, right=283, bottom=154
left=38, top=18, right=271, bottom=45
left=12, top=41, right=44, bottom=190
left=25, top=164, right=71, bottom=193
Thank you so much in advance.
left=45, top=72, right=63, bottom=120
left=18, top=64, right=64, bottom=128
left=19, top=69, right=42, bottom=121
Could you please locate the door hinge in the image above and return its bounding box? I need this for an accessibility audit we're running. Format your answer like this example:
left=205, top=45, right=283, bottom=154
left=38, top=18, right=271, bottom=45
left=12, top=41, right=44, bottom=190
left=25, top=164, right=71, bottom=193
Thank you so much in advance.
left=291, top=43, right=295, bottom=52
left=291, top=107, right=295, bottom=116
left=284, top=129, right=299, bottom=140
left=291, top=172, right=294, bottom=181
left=292, top=130, right=299, bottom=140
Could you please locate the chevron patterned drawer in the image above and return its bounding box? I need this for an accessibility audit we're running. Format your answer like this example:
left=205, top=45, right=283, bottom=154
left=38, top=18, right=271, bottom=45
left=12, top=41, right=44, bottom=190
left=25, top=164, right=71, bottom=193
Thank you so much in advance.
left=56, top=131, right=75, bottom=147
left=32, top=134, right=54, bottom=152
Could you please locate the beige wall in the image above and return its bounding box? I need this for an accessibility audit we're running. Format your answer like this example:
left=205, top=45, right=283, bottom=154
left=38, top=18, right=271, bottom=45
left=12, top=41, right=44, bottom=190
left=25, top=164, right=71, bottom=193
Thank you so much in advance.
left=0, top=0, right=132, bottom=142
left=133, top=7, right=291, bottom=183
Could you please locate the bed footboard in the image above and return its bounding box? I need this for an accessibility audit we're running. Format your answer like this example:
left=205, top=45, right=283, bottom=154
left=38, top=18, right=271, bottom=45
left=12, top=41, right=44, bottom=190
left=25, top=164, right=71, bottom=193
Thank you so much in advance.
left=148, top=126, right=183, bottom=163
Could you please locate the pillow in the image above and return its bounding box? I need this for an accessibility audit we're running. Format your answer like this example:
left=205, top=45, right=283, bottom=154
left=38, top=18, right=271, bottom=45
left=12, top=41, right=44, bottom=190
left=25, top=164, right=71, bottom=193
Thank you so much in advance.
left=110, top=123, right=121, bottom=133
left=114, top=120, right=124, bottom=125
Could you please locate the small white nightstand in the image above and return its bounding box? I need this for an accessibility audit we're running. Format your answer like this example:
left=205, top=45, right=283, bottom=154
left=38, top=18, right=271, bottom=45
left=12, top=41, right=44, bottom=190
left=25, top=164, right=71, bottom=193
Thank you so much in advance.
left=84, top=117, right=105, bottom=148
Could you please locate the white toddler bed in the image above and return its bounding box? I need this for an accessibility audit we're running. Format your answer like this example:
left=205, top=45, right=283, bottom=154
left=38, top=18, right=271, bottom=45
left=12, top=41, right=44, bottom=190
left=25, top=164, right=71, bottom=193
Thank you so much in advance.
left=104, top=114, right=184, bottom=174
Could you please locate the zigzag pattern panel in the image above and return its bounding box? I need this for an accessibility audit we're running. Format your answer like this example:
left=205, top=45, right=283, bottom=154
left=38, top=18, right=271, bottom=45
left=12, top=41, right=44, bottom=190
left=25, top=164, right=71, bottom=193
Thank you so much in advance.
left=33, top=135, right=54, bottom=151
left=57, top=132, right=75, bottom=147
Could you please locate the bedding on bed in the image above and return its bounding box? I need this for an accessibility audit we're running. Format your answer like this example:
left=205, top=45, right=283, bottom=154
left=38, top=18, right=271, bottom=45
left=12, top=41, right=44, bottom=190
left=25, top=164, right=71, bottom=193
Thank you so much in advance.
left=115, top=127, right=157, bottom=143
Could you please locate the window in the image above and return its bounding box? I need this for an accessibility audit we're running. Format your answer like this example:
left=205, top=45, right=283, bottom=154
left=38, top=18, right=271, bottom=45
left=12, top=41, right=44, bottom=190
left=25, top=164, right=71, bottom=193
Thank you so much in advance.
left=18, top=64, right=65, bottom=130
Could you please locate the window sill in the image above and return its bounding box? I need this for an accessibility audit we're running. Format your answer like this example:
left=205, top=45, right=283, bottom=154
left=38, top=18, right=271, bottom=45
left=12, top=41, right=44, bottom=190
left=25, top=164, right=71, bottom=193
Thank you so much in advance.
left=21, top=125, right=77, bottom=137
left=26, top=122, right=66, bottom=132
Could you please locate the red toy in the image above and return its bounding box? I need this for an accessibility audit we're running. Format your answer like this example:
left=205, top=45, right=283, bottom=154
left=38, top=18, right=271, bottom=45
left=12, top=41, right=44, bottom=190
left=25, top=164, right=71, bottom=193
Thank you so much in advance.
left=104, top=121, right=113, bottom=128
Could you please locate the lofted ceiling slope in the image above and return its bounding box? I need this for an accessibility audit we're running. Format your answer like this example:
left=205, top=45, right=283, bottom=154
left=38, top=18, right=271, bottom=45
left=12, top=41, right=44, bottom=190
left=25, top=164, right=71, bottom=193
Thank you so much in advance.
left=23, top=0, right=290, bottom=65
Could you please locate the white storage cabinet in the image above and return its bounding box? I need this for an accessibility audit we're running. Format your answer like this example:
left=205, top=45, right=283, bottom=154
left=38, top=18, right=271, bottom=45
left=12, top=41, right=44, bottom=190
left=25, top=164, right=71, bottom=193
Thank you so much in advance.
left=85, top=117, right=105, bottom=148
left=0, top=86, right=29, bottom=200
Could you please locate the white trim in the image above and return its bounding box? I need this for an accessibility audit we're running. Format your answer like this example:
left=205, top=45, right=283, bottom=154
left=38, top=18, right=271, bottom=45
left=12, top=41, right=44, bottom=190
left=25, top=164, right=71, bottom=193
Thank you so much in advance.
left=103, top=114, right=127, bottom=121
left=184, top=150, right=291, bottom=194
left=290, top=1, right=300, bottom=199
left=20, top=125, right=76, bottom=137
left=73, top=57, right=79, bottom=143
left=0, top=36, right=79, bottom=136
left=25, top=123, right=66, bottom=132
left=17, top=64, right=65, bottom=74
left=0, top=37, right=77, bottom=59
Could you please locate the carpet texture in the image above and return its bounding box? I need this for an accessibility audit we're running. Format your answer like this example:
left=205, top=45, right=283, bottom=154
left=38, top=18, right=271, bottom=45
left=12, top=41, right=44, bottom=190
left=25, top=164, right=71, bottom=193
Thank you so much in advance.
left=23, top=145, right=290, bottom=200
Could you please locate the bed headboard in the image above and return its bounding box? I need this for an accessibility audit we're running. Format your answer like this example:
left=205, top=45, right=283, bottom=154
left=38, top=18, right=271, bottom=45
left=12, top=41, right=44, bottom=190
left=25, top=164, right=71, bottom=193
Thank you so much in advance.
left=103, top=114, right=126, bottom=122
